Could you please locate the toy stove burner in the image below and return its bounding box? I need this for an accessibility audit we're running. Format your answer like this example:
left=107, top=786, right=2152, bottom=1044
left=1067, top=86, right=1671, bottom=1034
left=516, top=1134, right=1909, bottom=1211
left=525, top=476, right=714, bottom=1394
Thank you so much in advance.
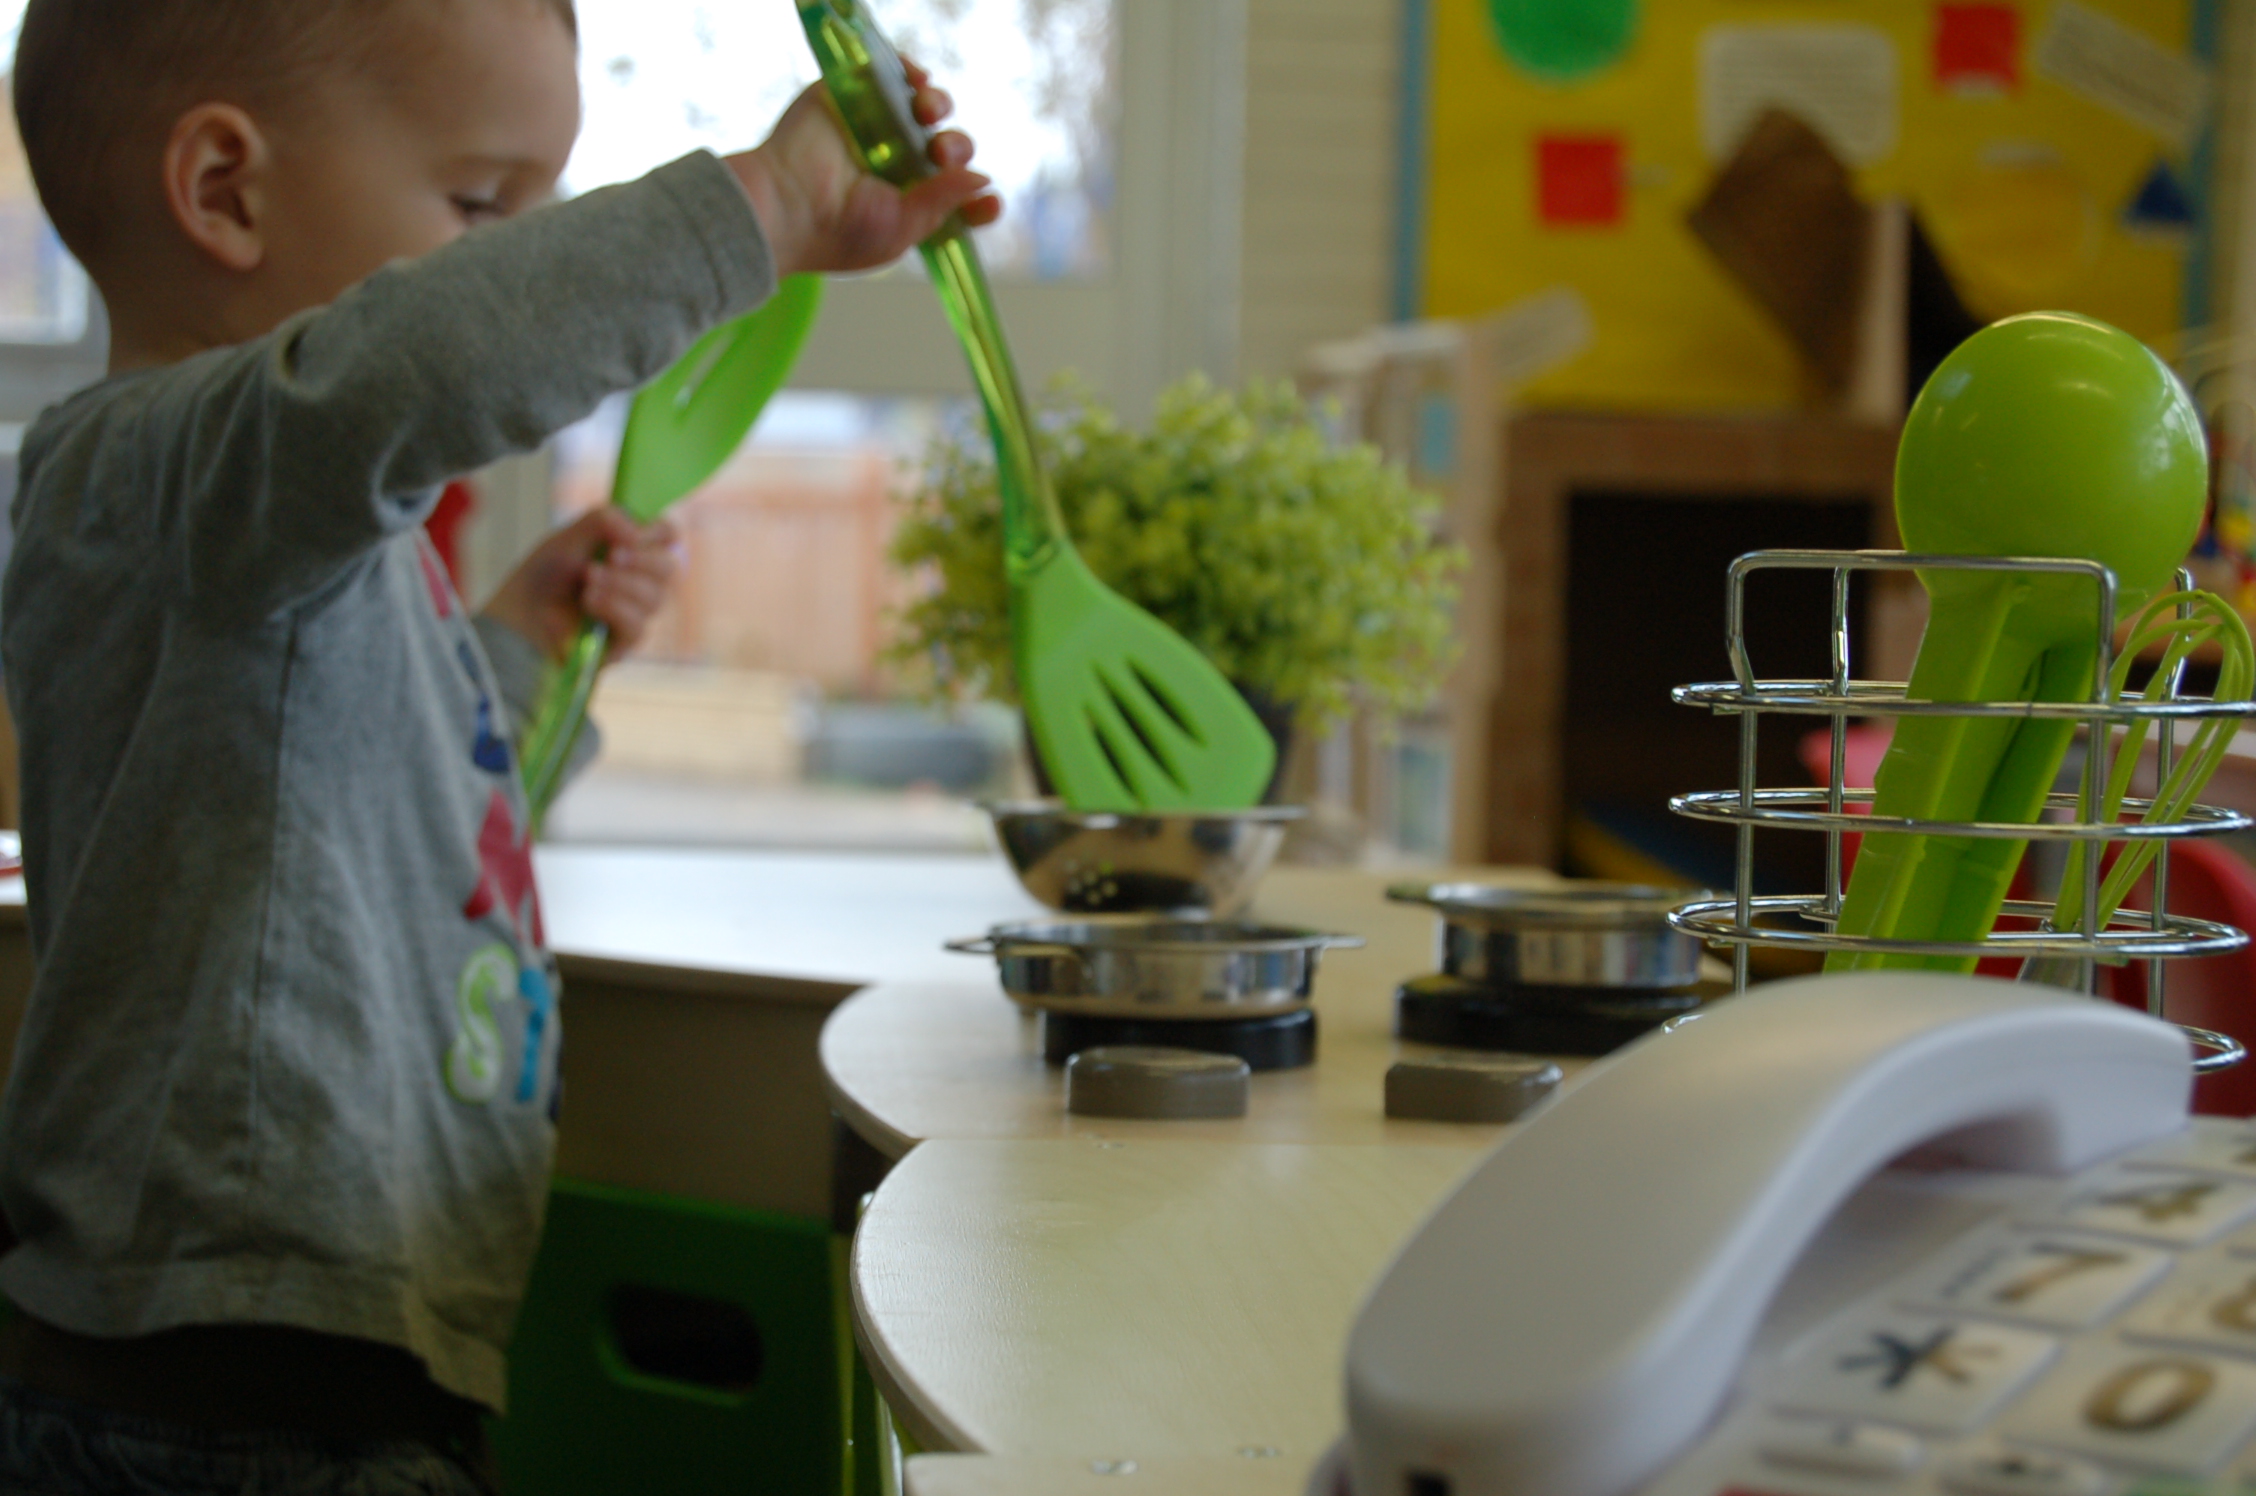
left=1043, top=1007, right=1317, bottom=1072
left=1394, top=974, right=1699, bottom=1055
left=1386, top=881, right=1714, bottom=1057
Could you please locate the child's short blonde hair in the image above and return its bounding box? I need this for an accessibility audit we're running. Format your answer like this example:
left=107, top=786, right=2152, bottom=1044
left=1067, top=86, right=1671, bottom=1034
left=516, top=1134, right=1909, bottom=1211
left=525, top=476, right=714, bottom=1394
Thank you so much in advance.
left=13, top=0, right=579, bottom=265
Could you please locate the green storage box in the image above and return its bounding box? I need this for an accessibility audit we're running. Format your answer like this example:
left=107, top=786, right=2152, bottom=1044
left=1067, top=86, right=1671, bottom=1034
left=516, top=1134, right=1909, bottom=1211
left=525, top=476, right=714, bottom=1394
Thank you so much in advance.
left=493, top=1178, right=841, bottom=1495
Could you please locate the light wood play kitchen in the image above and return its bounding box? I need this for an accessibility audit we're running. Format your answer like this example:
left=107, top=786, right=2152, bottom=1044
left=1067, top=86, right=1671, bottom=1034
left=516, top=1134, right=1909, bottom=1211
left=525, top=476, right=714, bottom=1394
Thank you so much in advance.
left=0, top=2, right=2241, bottom=1492
left=0, top=826, right=1722, bottom=1494
left=821, top=840, right=1620, bottom=1495
left=798, top=315, right=2256, bottom=1496
left=549, top=25, right=2256, bottom=1496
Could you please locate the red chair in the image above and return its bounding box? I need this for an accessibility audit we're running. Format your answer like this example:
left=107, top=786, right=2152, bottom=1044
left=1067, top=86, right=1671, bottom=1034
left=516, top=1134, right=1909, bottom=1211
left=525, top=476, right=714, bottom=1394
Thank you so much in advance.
left=2096, top=838, right=2256, bottom=1117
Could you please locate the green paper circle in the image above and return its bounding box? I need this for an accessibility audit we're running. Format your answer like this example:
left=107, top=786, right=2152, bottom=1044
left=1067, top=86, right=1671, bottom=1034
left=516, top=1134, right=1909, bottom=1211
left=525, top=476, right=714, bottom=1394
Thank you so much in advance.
left=1486, top=0, right=1638, bottom=81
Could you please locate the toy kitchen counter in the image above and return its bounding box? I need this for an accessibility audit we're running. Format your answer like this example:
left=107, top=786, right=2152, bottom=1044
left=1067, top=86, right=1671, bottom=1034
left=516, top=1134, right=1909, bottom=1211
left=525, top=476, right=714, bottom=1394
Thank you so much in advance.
left=860, top=1136, right=1482, bottom=1495
left=819, top=863, right=1646, bottom=1494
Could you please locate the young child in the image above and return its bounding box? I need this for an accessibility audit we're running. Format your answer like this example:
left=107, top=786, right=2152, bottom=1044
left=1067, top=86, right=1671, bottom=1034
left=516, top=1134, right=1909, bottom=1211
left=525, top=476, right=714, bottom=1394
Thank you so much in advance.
left=0, top=1, right=997, bottom=1490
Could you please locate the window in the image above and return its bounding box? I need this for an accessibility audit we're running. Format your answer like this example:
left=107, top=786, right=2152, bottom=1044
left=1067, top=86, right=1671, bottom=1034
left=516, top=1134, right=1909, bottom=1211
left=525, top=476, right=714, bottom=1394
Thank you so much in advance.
left=542, top=388, right=1027, bottom=850
left=0, top=3, right=106, bottom=425
left=0, top=2, right=104, bottom=590
left=0, top=151, right=82, bottom=347
left=534, top=0, right=1246, bottom=848
left=568, top=0, right=1116, bottom=280
left=552, top=0, right=1241, bottom=414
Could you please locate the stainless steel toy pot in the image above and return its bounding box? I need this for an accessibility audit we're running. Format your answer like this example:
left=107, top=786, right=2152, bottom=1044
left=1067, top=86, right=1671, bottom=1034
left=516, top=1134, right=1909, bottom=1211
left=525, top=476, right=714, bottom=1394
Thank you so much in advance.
left=947, top=917, right=1363, bottom=1019
left=1386, top=882, right=1707, bottom=989
left=983, top=801, right=1306, bottom=917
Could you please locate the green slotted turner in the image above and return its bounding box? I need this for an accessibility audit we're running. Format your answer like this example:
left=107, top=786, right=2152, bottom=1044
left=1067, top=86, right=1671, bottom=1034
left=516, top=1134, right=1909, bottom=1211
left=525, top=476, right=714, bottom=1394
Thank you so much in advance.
left=519, top=273, right=825, bottom=825
left=799, top=0, right=1276, bottom=810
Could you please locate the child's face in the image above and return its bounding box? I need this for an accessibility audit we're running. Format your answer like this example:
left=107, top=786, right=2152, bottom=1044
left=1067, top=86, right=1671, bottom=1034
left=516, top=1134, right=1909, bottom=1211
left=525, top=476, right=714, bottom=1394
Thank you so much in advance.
left=252, top=0, right=581, bottom=319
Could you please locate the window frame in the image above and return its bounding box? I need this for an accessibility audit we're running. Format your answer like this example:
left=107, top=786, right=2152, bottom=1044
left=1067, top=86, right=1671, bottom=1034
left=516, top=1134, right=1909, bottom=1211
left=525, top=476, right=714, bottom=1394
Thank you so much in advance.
left=784, top=0, right=1248, bottom=418
left=0, top=276, right=104, bottom=426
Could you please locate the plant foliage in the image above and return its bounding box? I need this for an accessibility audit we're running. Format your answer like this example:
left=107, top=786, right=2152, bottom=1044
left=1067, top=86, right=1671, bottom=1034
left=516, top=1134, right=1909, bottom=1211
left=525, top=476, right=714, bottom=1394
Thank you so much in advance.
left=887, top=375, right=1466, bottom=728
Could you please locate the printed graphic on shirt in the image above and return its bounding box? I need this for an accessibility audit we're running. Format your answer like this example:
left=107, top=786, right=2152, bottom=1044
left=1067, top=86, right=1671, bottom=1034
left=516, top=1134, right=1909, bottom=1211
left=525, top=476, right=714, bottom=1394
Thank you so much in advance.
left=451, top=790, right=555, bottom=1109
left=472, top=699, right=511, bottom=775
left=516, top=961, right=555, bottom=1105
left=455, top=641, right=513, bottom=778
left=464, top=791, right=544, bottom=951
left=416, top=537, right=455, bottom=619
left=446, top=945, right=516, bottom=1104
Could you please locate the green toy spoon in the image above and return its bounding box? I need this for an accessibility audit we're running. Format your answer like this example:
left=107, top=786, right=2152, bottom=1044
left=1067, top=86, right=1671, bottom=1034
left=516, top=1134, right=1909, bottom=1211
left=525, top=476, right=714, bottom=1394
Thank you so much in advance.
left=1826, top=312, right=2208, bottom=972
left=518, top=273, right=825, bottom=824
left=799, top=0, right=1275, bottom=810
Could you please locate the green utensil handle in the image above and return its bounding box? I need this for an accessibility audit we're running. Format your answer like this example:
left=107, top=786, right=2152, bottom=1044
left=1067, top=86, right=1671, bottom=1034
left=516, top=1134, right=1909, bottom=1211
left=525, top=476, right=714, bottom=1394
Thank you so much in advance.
left=918, top=229, right=1066, bottom=575
left=797, top=0, right=1068, bottom=573
left=521, top=621, right=610, bottom=829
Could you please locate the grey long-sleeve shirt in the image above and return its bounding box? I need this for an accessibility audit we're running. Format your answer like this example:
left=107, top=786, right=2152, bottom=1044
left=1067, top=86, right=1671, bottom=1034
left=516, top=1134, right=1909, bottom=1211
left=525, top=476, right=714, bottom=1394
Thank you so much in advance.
left=0, top=151, right=774, bottom=1409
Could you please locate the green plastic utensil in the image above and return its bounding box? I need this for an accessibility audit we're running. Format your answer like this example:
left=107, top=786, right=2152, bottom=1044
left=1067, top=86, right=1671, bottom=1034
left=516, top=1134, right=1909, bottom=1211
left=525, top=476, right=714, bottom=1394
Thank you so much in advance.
left=519, top=274, right=825, bottom=823
left=1826, top=312, right=2208, bottom=972
left=798, top=0, right=1276, bottom=810
left=2016, top=587, right=2254, bottom=988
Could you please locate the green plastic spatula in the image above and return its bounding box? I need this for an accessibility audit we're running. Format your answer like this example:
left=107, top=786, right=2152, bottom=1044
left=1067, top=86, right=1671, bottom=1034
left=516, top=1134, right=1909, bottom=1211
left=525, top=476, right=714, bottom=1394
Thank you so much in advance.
left=1825, top=312, right=2208, bottom=973
left=518, top=274, right=825, bottom=823
left=799, top=0, right=1275, bottom=810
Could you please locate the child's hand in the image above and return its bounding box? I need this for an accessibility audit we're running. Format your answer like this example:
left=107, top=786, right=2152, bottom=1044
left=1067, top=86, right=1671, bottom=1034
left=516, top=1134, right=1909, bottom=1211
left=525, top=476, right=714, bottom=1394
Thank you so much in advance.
left=731, top=63, right=1001, bottom=278
left=482, top=507, right=680, bottom=663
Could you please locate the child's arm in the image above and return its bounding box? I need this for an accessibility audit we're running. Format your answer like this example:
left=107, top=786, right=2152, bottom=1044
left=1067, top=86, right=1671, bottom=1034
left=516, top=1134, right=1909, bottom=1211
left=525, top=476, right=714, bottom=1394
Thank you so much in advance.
left=138, top=155, right=775, bottom=623
left=134, top=77, right=989, bottom=625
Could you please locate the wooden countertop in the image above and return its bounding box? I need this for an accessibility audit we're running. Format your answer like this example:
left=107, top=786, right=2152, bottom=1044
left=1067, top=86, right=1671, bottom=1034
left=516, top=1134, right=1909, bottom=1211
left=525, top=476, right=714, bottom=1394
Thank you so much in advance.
left=536, top=845, right=1049, bottom=1002
left=823, top=978, right=1527, bottom=1154
left=854, top=1136, right=1484, bottom=1467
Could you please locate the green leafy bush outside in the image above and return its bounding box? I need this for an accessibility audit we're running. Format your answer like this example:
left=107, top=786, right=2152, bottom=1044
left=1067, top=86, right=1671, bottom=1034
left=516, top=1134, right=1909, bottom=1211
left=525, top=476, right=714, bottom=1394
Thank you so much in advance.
left=887, top=375, right=1467, bottom=730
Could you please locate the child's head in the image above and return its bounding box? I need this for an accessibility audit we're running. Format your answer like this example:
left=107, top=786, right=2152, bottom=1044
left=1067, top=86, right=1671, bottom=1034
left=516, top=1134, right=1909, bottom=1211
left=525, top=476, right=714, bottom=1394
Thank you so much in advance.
left=15, top=0, right=583, bottom=364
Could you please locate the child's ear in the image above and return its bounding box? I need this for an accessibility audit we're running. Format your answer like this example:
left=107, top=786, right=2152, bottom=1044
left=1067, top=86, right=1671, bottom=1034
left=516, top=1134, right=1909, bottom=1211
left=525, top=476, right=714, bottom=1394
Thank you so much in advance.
left=163, top=104, right=271, bottom=273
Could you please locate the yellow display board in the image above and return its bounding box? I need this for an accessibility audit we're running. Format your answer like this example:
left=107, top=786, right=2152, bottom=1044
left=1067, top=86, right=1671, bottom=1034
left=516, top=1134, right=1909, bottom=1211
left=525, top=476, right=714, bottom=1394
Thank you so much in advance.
left=1424, top=0, right=2195, bottom=410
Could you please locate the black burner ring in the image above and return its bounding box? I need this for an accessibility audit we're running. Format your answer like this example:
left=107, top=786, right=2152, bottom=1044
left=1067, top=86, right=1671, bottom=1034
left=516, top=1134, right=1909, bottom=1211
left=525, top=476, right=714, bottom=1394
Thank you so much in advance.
left=1041, top=1007, right=1317, bottom=1072
left=1395, top=974, right=1698, bottom=1056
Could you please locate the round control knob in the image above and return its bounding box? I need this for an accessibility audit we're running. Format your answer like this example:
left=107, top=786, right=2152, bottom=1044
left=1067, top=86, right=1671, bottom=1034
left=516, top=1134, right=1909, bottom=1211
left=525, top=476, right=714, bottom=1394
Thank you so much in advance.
left=1065, top=1046, right=1252, bottom=1119
left=1386, top=1054, right=1562, bottom=1124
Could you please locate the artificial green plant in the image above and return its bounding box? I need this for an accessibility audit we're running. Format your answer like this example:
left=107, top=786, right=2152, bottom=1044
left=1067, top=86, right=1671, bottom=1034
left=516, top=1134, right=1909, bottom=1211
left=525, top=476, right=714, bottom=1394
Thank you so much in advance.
left=887, top=375, right=1467, bottom=730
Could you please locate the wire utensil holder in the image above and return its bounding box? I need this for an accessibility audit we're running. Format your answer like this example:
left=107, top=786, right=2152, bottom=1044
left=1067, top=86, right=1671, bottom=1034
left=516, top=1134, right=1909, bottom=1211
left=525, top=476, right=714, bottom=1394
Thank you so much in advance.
left=1667, top=549, right=2256, bottom=1074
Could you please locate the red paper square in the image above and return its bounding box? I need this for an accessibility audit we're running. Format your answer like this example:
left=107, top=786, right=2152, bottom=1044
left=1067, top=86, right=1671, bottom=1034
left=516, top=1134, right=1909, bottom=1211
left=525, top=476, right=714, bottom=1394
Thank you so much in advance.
left=1537, top=133, right=1624, bottom=227
left=1935, top=4, right=2020, bottom=93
